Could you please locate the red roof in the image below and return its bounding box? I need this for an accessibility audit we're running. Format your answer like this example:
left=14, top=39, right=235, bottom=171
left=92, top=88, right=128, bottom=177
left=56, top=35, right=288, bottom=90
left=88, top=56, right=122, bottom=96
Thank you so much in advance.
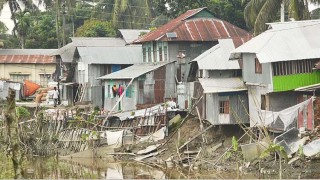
left=133, top=7, right=251, bottom=43
left=0, top=55, right=55, bottom=64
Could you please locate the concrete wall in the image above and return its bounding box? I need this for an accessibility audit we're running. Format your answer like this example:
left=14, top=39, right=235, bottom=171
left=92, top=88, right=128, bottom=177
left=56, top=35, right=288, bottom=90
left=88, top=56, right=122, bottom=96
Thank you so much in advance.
left=0, top=63, right=55, bottom=86
left=242, top=53, right=272, bottom=86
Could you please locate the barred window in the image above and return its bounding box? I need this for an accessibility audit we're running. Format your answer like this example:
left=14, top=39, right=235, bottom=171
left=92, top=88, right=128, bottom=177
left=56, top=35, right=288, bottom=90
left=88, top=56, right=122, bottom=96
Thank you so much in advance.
left=219, top=100, right=230, bottom=114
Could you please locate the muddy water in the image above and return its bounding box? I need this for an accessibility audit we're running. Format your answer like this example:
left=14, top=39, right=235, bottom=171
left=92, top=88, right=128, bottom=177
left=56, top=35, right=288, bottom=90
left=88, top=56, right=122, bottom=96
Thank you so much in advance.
left=23, top=157, right=320, bottom=179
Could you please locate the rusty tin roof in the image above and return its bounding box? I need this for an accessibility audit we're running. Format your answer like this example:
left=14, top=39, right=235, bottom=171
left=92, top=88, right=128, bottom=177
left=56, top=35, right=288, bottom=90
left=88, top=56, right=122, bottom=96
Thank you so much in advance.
left=0, top=49, right=56, bottom=64
left=133, top=7, right=250, bottom=43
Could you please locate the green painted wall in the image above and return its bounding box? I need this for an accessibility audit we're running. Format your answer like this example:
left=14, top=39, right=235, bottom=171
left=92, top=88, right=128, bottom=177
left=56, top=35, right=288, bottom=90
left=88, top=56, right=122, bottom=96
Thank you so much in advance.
left=273, top=71, right=320, bottom=92
left=188, top=10, right=214, bottom=19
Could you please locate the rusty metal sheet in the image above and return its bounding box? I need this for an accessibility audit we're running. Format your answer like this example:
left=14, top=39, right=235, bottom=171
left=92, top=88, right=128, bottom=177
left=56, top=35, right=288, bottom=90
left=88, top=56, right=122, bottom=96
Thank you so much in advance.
left=154, top=66, right=166, bottom=104
left=133, top=8, right=250, bottom=43
left=0, top=55, right=55, bottom=64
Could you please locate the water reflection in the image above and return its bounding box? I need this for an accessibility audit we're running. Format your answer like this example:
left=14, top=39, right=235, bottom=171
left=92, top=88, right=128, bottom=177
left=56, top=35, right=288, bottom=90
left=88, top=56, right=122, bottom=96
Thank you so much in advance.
left=24, top=157, right=167, bottom=179
left=23, top=156, right=320, bottom=179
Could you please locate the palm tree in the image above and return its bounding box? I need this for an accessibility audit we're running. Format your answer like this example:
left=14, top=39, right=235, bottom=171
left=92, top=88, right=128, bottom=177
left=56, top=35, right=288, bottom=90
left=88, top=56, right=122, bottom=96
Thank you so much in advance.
left=244, top=0, right=320, bottom=35
left=0, top=0, right=37, bottom=37
left=97, top=0, right=154, bottom=29
left=14, top=10, right=31, bottom=49
left=0, top=21, right=8, bottom=34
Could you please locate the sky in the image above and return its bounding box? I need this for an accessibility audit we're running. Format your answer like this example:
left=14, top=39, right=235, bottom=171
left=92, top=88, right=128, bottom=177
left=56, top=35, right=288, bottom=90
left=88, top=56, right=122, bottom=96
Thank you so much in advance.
left=0, top=1, right=319, bottom=35
left=0, top=0, right=45, bottom=34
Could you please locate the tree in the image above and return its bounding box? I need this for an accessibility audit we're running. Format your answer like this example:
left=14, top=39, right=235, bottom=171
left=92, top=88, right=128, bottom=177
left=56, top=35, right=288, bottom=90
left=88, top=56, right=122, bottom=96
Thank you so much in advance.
left=164, top=0, right=209, bottom=18
left=244, top=0, right=320, bottom=35
left=0, top=21, right=8, bottom=34
left=0, top=0, right=38, bottom=36
left=25, top=12, right=58, bottom=49
left=96, top=0, right=154, bottom=29
left=207, top=0, right=248, bottom=30
left=153, top=0, right=247, bottom=30
left=14, top=10, right=31, bottom=49
left=75, top=19, right=116, bottom=37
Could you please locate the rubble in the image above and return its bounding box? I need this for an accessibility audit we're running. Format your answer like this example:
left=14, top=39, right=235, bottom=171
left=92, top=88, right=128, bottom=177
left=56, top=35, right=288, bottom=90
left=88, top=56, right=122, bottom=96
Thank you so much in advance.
left=303, top=139, right=320, bottom=157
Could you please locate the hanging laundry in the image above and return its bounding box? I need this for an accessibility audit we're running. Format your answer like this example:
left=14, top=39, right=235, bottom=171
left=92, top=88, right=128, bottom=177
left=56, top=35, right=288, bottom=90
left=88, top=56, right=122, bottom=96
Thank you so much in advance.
left=258, top=97, right=314, bottom=131
left=112, top=85, right=118, bottom=97
left=118, top=85, right=123, bottom=96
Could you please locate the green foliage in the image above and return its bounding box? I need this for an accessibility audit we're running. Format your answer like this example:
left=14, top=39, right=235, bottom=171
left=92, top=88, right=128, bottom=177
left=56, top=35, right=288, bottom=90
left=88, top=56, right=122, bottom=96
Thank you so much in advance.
left=25, top=12, right=58, bottom=49
left=232, top=136, right=238, bottom=152
left=75, top=19, right=116, bottom=37
left=207, top=0, right=248, bottom=30
left=0, top=21, right=8, bottom=34
left=260, top=143, right=288, bottom=161
left=81, top=133, right=89, bottom=141
left=0, top=152, right=14, bottom=178
left=243, top=0, right=320, bottom=35
left=298, top=145, right=304, bottom=158
left=224, top=136, right=242, bottom=160
left=16, top=106, right=30, bottom=120
left=0, top=34, right=20, bottom=48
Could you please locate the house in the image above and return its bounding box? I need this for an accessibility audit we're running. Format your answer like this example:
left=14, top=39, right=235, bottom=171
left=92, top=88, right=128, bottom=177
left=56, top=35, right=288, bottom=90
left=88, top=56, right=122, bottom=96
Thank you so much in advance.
left=97, top=62, right=176, bottom=111
left=52, top=29, right=148, bottom=107
left=0, top=49, right=56, bottom=87
left=187, top=39, right=249, bottom=125
left=132, top=7, right=251, bottom=109
left=230, top=20, right=320, bottom=131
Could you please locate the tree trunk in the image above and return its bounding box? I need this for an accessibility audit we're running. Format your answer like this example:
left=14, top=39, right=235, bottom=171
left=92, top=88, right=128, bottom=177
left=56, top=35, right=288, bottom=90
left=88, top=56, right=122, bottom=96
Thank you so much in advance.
left=280, top=0, right=285, bottom=22
left=4, top=88, right=23, bottom=179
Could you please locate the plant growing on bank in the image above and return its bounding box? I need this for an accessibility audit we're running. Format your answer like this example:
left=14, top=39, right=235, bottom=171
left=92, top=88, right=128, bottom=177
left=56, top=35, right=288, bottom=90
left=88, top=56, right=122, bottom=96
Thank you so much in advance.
left=225, top=136, right=241, bottom=160
left=16, top=106, right=30, bottom=120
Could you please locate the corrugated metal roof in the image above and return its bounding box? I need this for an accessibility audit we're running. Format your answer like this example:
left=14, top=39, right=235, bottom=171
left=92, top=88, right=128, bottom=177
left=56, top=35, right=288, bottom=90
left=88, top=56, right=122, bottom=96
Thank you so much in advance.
left=0, top=49, right=56, bottom=55
left=77, top=46, right=141, bottom=64
left=0, top=49, right=56, bottom=64
left=192, top=39, right=240, bottom=70
left=133, top=7, right=250, bottom=43
left=231, top=20, right=320, bottom=63
left=71, top=37, right=126, bottom=47
left=198, top=78, right=246, bottom=93
left=50, top=43, right=75, bottom=63
left=119, top=29, right=150, bottom=44
left=97, top=62, right=173, bottom=80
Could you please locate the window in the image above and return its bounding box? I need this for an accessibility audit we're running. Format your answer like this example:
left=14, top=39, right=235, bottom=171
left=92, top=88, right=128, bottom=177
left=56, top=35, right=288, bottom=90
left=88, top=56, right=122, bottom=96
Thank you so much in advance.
left=148, top=47, right=151, bottom=62
left=261, top=95, right=266, bottom=110
left=164, top=46, right=168, bottom=61
left=255, top=58, right=262, bottom=74
left=39, top=74, right=51, bottom=87
left=10, top=74, right=29, bottom=83
left=272, top=59, right=316, bottom=76
left=159, top=47, right=163, bottom=61
left=219, top=100, right=229, bottom=114
left=143, top=48, right=146, bottom=62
